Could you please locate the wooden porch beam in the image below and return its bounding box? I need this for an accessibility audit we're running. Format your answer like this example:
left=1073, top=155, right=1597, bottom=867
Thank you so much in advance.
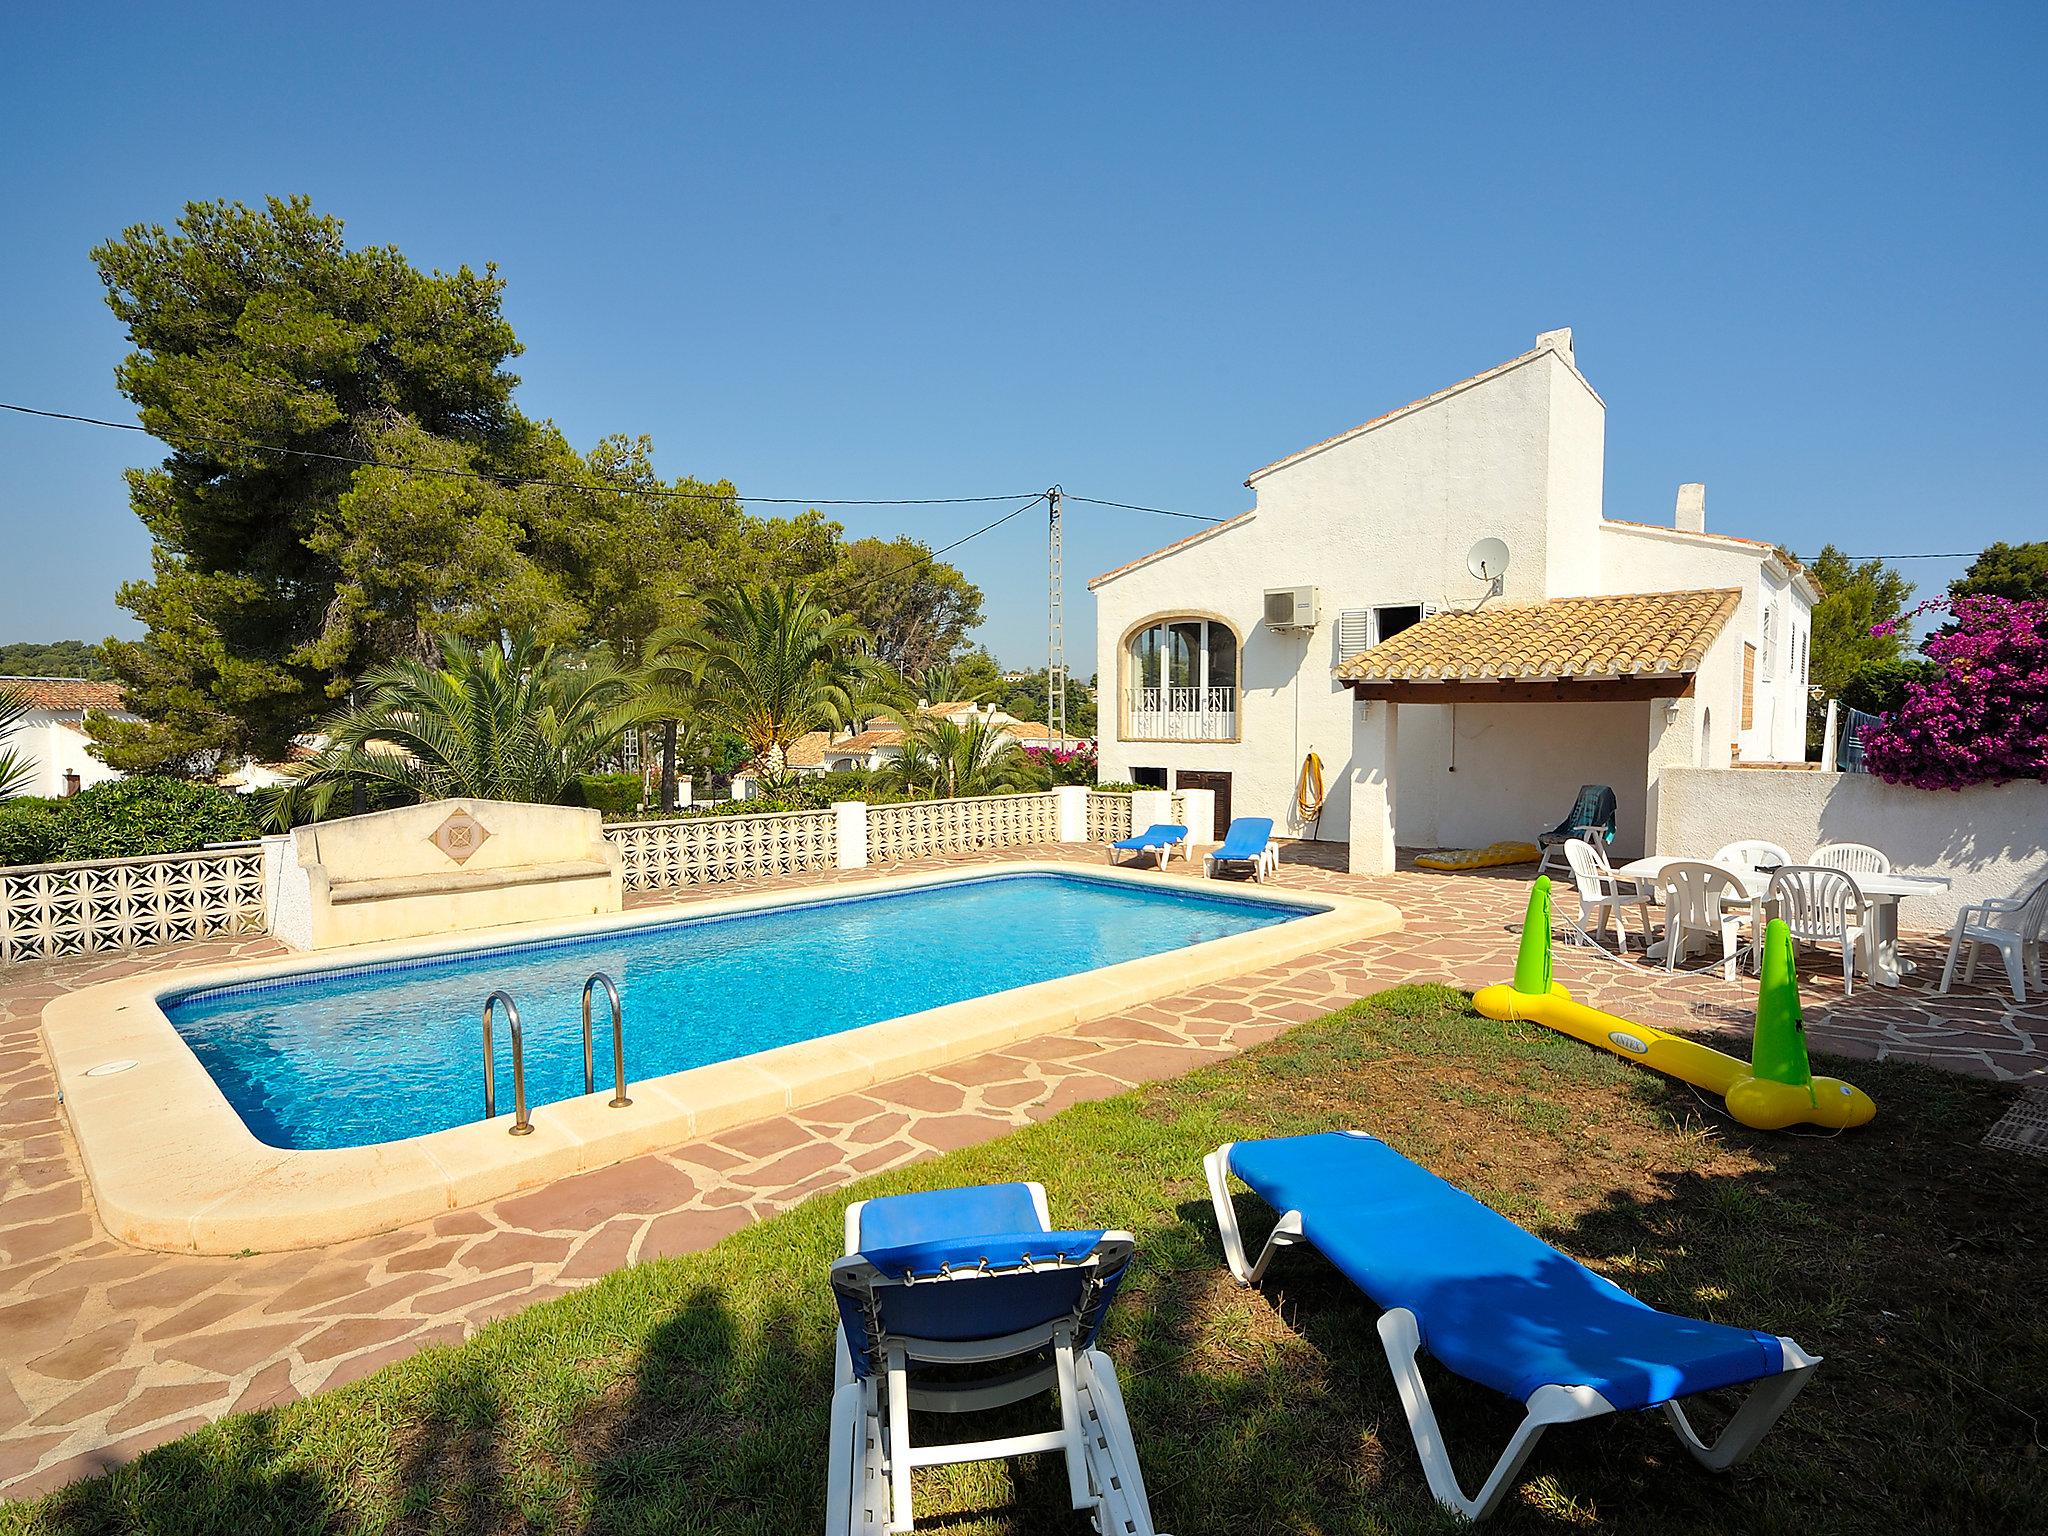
left=1346, top=675, right=1697, bottom=705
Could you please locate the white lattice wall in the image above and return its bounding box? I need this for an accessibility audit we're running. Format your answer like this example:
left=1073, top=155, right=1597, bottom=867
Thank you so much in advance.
left=867, top=793, right=1061, bottom=863
left=1085, top=792, right=1136, bottom=842
left=0, top=847, right=268, bottom=965
left=603, top=811, right=838, bottom=892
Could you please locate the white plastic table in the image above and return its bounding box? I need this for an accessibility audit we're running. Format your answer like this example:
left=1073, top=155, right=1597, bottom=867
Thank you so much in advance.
left=1611, top=857, right=1950, bottom=987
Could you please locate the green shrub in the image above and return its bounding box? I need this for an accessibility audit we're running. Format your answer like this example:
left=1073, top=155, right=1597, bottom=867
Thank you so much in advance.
left=55, top=777, right=256, bottom=862
left=0, top=798, right=67, bottom=866
left=569, top=773, right=644, bottom=816
left=1091, top=780, right=1143, bottom=793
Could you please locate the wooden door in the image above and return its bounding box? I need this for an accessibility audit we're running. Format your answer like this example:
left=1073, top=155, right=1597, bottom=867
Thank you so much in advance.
left=1174, top=770, right=1232, bottom=831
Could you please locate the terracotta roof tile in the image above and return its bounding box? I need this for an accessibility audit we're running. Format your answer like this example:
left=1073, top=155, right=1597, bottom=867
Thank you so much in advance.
left=1334, top=588, right=1741, bottom=684
left=0, top=676, right=124, bottom=711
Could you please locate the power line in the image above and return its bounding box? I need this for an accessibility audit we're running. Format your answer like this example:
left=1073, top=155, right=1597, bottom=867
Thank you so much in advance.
left=0, top=401, right=1039, bottom=509
left=831, top=493, right=1051, bottom=600
left=1065, top=493, right=1225, bottom=522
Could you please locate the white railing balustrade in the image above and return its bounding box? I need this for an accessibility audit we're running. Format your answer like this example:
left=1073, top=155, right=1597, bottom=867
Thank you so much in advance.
left=1086, top=792, right=1136, bottom=842
left=0, top=846, right=268, bottom=965
left=1123, top=686, right=1236, bottom=742
left=867, top=793, right=1061, bottom=863
left=603, top=811, right=838, bottom=892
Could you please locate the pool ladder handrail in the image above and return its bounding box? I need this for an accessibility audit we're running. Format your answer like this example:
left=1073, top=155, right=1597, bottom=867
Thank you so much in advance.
left=481, top=990, right=533, bottom=1136
left=582, top=972, right=632, bottom=1108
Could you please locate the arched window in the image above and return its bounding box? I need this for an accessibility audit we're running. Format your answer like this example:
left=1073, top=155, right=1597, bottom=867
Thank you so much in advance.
left=1123, top=617, right=1240, bottom=741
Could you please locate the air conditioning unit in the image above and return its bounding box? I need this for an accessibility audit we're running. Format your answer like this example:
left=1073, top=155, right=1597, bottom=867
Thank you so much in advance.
left=1264, top=585, right=1319, bottom=630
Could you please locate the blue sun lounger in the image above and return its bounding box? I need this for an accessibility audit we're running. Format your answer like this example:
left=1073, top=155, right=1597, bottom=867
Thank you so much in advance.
left=1204, top=816, right=1276, bottom=881
left=1204, top=1132, right=1819, bottom=1521
left=1112, top=822, right=1189, bottom=868
left=827, top=1182, right=1167, bottom=1535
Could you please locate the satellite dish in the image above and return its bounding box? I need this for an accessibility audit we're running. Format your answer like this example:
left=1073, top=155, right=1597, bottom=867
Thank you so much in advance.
left=1466, top=537, right=1511, bottom=583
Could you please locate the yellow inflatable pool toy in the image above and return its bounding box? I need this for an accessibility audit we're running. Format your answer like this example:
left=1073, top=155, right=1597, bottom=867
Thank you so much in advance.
left=1474, top=877, right=1875, bottom=1132
left=1414, top=841, right=1540, bottom=871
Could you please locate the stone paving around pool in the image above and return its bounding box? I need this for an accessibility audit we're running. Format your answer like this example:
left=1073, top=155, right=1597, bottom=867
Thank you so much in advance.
left=2, top=842, right=2042, bottom=1498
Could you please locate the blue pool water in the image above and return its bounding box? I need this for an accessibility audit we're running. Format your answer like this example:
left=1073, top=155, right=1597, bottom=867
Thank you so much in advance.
left=164, top=871, right=1321, bottom=1151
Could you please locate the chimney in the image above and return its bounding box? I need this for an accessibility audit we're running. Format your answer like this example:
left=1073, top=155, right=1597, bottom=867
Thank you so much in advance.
left=1534, top=327, right=1573, bottom=362
left=1675, top=482, right=1706, bottom=534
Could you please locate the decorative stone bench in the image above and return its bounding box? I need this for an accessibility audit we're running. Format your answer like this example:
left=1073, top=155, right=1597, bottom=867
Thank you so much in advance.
left=267, top=798, right=623, bottom=950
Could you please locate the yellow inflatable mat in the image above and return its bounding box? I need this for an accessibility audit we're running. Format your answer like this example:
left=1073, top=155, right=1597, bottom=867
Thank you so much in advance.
left=1413, top=841, right=1539, bottom=871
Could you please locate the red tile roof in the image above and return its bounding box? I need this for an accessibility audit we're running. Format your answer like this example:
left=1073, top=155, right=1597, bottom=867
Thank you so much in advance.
left=0, top=676, right=124, bottom=711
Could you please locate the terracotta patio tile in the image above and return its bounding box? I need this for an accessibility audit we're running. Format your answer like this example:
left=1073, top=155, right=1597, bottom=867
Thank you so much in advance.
left=28, top=1367, right=138, bottom=1428
left=742, top=1142, right=845, bottom=1188
left=104, top=1380, right=231, bottom=1436
left=159, top=1323, right=309, bottom=1376
left=228, top=1358, right=299, bottom=1415
left=556, top=1218, right=640, bottom=1283
left=490, top=1156, right=697, bottom=1232
left=28, top=1321, right=136, bottom=1382
left=637, top=1206, right=753, bottom=1261
left=712, top=1116, right=815, bottom=1161
left=410, top=1269, right=535, bottom=1312
left=459, top=1229, right=576, bottom=1274
left=298, top=1316, right=422, bottom=1364
left=870, top=1078, right=968, bottom=1114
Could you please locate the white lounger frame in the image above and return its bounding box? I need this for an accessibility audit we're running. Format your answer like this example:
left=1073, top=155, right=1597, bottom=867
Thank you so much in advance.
left=1204, top=1144, right=1820, bottom=1522
left=827, top=1189, right=1163, bottom=1535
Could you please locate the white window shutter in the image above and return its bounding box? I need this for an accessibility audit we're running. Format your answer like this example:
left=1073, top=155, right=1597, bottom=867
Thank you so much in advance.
left=1337, top=608, right=1373, bottom=656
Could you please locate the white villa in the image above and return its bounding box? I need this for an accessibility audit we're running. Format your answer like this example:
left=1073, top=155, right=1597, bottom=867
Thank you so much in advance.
left=1089, top=329, right=1818, bottom=873
left=0, top=677, right=132, bottom=799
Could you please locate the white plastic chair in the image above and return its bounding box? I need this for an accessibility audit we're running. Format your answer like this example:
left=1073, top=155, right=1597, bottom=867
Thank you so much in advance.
left=1563, top=839, right=1650, bottom=951
left=1810, top=842, right=1891, bottom=876
left=1936, top=871, right=2048, bottom=1005
left=1712, top=840, right=1791, bottom=875
left=1656, top=861, right=1752, bottom=981
left=1768, top=866, right=1872, bottom=997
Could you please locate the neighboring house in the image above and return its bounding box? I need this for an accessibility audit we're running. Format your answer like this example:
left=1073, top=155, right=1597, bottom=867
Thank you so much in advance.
left=0, top=677, right=132, bottom=798
left=729, top=704, right=1075, bottom=794
left=1089, top=329, right=1818, bottom=871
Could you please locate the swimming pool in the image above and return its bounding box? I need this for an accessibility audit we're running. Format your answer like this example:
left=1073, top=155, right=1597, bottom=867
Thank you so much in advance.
left=47, top=861, right=1401, bottom=1252
left=164, top=871, right=1322, bottom=1151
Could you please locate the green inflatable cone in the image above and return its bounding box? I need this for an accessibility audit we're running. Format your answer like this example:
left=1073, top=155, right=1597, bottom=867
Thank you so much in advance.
left=1513, top=876, right=1554, bottom=996
left=1752, top=918, right=1816, bottom=1104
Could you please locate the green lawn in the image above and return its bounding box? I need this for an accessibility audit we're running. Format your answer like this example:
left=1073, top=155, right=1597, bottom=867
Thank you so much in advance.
left=7, top=985, right=2044, bottom=1534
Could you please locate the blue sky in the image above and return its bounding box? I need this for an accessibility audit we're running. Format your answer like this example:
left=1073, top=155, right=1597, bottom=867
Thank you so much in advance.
left=2, top=3, right=2042, bottom=667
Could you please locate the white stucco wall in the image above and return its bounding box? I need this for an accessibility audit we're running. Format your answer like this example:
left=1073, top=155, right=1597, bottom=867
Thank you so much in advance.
left=1600, top=522, right=1812, bottom=764
left=1091, top=331, right=1815, bottom=868
left=1095, top=337, right=1603, bottom=844
left=8, top=713, right=126, bottom=798
left=1654, top=768, right=2048, bottom=933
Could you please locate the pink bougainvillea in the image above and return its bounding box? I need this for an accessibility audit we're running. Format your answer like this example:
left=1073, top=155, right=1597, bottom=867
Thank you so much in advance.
left=1861, top=595, right=2048, bottom=790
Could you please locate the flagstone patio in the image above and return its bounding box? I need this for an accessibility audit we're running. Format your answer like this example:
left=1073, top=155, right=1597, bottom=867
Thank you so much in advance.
left=1, top=841, right=2040, bottom=1499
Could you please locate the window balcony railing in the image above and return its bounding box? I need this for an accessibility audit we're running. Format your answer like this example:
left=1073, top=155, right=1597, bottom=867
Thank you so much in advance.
left=1124, top=686, right=1237, bottom=741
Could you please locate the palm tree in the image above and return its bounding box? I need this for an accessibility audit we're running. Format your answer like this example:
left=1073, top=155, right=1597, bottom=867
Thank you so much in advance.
left=645, top=582, right=871, bottom=781
left=266, top=632, right=644, bottom=825
left=0, top=684, right=38, bottom=799
left=884, top=715, right=1038, bottom=800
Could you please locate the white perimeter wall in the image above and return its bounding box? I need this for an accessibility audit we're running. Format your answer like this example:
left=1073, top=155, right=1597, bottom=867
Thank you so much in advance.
left=1655, top=768, right=2048, bottom=932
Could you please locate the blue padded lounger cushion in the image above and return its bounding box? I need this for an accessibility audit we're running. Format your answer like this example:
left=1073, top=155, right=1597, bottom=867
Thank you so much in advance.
left=1227, top=1133, right=1783, bottom=1411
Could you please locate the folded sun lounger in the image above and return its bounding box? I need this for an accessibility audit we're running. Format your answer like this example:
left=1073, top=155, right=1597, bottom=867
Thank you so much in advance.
left=1203, top=1132, right=1819, bottom=1521
left=827, top=1182, right=1166, bottom=1535
left=1112, top=822, right=1189, bottom=868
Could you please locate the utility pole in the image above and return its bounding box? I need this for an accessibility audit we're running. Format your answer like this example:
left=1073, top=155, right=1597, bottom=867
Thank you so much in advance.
left=1046, top=487, right=1066, bottom=748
